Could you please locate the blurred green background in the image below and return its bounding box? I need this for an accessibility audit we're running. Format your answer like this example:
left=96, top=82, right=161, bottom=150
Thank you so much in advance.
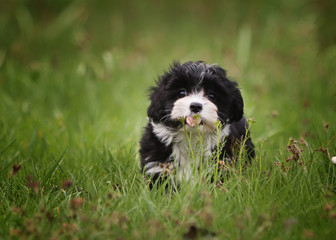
left=1, top=0, right=335, bottom=146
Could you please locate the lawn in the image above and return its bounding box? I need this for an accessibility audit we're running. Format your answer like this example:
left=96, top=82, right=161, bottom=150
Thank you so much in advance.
left=0, top=0, right=335, bottom=239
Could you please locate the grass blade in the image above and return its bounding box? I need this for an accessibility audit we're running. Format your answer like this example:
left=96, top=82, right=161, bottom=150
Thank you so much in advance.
left=41, top=150, right=66, bottom=186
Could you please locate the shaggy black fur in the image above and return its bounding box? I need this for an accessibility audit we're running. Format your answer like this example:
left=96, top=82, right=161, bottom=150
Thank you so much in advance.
left=139, top=61, right=254, bottom=184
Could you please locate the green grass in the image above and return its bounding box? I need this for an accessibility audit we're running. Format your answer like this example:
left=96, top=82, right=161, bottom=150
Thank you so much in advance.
left=1, top=0, right=336, bottom=239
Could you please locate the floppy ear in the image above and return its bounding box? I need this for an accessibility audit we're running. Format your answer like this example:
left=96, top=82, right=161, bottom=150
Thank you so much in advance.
left=229, top=87, right=244, bottom=123
left=147, top=85, right=165, bottom=122
left=212, top=65, right=244, bottom=123
left=147, top=65, right=176, bottom=122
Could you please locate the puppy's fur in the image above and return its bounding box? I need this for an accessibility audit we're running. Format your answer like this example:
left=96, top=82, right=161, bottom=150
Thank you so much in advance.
left=140, top=61, right=254, bottom=184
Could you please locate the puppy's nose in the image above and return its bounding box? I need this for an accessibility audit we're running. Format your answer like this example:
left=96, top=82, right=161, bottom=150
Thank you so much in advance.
left=190, top=102, right=203, bottom=113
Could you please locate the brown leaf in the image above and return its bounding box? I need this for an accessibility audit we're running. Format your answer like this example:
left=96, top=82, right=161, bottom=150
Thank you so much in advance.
left=9, top=164, right=22, bottom=178
left=61, top=179, right=73, bottom=189
left=27, top=176, right=40, bottom=195
left=70, top=198, right=84, bottom=210
left=324, top=203, right=334, bottom=212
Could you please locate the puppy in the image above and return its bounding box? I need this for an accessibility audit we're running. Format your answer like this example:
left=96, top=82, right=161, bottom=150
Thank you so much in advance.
left=140, top=61, right=254, bottom=184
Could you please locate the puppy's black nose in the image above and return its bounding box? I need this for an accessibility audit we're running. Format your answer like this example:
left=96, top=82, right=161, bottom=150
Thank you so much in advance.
left=190, top=102, right=203, bottom=113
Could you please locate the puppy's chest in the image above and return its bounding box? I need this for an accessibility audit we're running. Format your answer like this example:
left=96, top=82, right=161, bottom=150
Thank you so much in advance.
left=151, top=122, right=230, bottom=181
left=170, top=132, right=218, bottom=181
left=171, top=133, right=215, bottom=164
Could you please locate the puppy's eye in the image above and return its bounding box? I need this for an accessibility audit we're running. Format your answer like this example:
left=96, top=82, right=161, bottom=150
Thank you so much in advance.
left=178, top=89, right=188, bottom=98
left=207, top=93, right=215, bottom=99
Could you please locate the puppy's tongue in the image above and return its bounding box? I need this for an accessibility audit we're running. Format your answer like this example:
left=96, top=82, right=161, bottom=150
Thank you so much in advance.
left=186, top=116, right=201, bottom=127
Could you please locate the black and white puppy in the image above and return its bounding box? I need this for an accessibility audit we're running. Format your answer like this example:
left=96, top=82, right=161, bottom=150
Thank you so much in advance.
left=140, top=61, right=254, bottom=183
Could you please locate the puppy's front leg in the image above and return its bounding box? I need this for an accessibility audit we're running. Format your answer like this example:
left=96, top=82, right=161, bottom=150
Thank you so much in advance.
left=143, top=160, right=175, bottom=188
left=140, top=123, right=175, bottom=188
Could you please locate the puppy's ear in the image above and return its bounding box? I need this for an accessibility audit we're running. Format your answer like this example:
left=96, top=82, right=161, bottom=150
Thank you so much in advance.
left=213, top=65, right=244, bottom=123
left=229, top=87, right=244, bottom=123
left=147, top=65, right=175, bottom=122
left=147, top=85, right=165, bottom=122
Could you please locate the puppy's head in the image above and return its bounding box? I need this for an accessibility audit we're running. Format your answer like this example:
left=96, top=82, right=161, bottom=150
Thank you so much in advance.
left=148, top=61, right=243, bottom=131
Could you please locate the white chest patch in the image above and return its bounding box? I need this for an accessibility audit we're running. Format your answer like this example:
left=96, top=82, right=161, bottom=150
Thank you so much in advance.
left=150, top=121, right=230, bottom=182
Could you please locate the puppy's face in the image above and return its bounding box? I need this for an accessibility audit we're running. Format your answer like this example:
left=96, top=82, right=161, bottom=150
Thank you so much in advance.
left=170, top=89, right=218, bottom=131
left=148, top=61, right=243, bottom=131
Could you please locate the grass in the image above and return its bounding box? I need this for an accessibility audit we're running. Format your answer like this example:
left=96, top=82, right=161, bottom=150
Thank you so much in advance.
left=0, top=0, right=336, bottom=239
